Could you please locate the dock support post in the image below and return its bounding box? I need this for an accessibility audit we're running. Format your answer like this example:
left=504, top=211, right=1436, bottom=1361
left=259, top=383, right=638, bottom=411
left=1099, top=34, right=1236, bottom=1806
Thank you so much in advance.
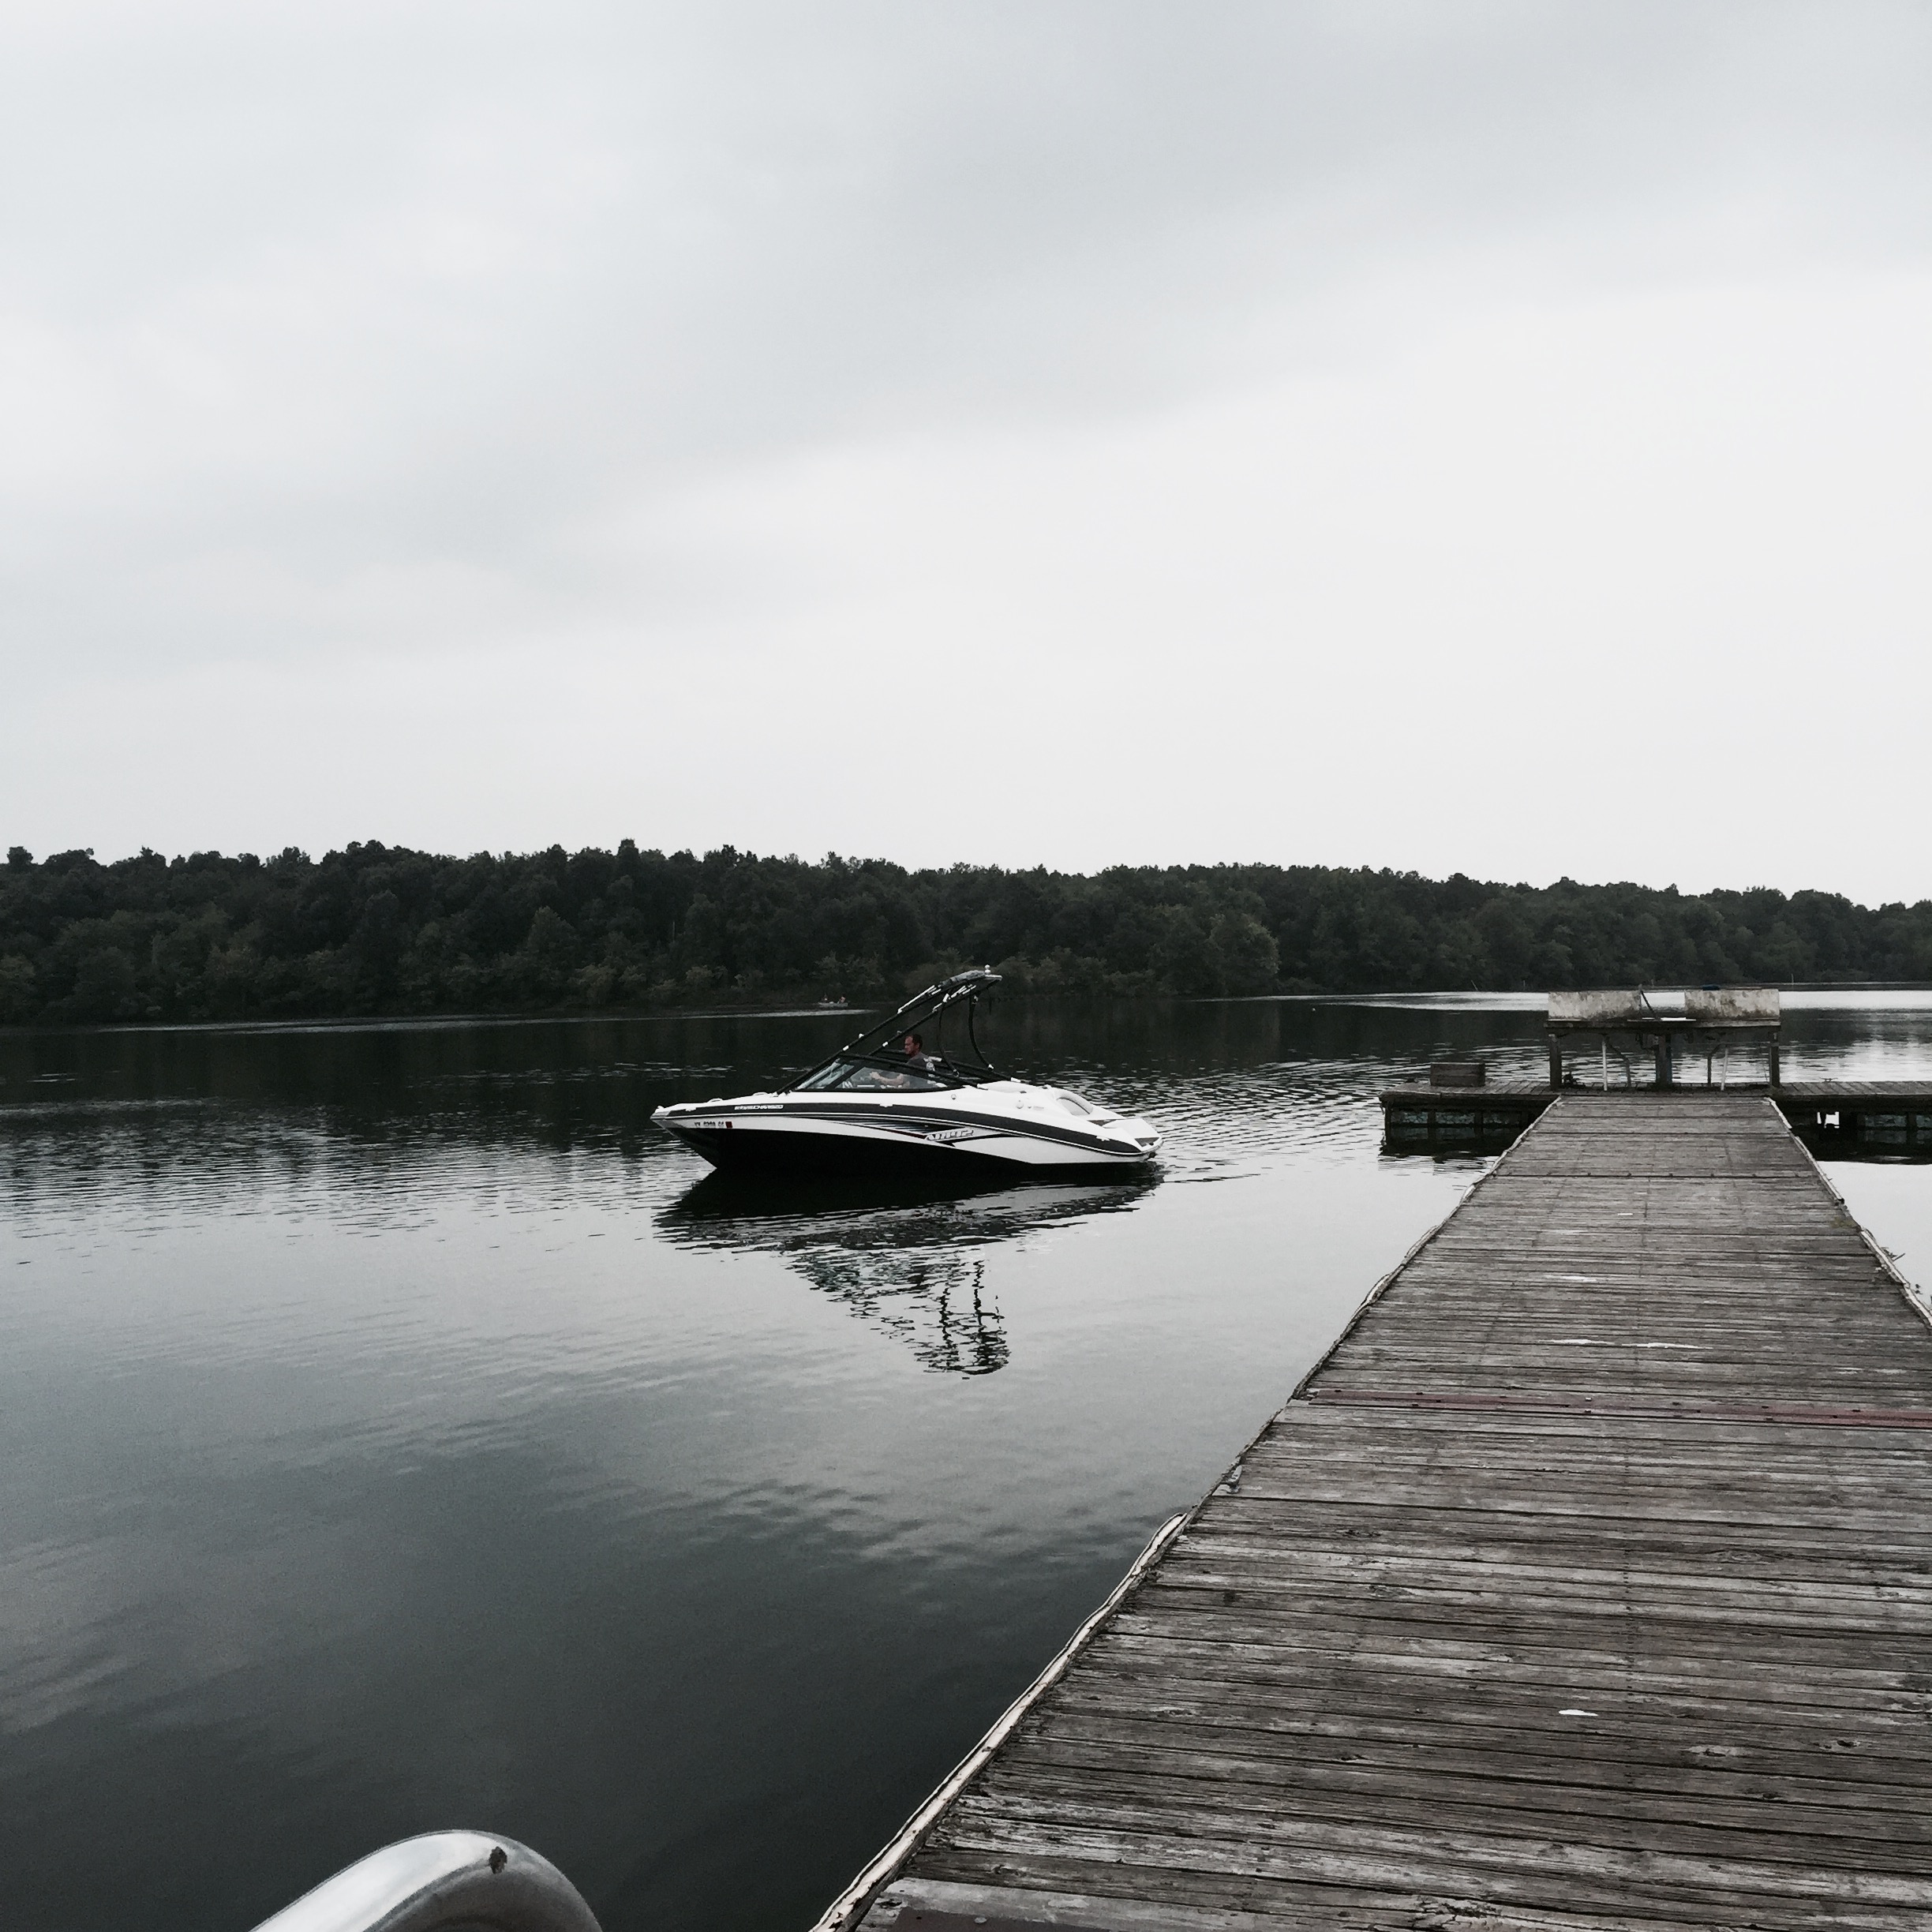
left=1769, top=1039, right=1780, bottom=1088
left=1548, top=1039, right=1563, bottom=1089
left=1654, top=1034, right=1673, bottom=1088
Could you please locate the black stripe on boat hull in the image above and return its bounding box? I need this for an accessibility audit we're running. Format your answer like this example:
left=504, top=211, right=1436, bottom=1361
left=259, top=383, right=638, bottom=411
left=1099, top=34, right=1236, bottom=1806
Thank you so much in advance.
left=662, top=1123, right=1150, bottom=1178
left=661, top=1101, right=1153, bottom=1158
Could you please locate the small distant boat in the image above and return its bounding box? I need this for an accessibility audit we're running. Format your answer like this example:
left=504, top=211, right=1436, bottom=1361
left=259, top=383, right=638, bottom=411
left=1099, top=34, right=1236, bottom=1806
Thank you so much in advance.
left=653, top=970, right=1162, bottom=1176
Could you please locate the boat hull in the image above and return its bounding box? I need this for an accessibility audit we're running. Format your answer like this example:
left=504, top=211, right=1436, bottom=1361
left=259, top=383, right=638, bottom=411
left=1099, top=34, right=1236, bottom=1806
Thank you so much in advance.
left=655, top=1105, right=1157, bottom=1178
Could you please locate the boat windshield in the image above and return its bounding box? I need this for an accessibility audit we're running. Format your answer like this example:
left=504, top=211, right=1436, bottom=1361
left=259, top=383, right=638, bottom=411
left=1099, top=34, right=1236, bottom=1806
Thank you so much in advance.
left=794, top=1058, right=949, bottom=1093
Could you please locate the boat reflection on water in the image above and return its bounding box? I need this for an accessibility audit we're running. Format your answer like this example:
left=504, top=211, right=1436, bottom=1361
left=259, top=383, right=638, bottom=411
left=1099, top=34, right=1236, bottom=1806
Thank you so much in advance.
left=656, top=1170, right=1157, bottom=1374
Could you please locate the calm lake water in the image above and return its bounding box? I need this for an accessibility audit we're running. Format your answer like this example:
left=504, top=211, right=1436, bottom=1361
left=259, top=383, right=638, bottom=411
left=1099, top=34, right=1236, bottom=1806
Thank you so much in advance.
left=4, top=993, right=1930, bottom=1931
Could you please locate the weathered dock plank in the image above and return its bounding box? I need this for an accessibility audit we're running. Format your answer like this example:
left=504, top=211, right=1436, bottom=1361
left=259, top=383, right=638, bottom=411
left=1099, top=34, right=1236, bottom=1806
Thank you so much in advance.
left=828, top=1093, right=1932, bottom=1932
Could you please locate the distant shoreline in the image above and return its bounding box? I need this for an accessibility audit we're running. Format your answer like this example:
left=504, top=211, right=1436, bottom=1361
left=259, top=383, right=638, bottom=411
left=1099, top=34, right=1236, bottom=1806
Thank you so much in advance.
left=4, top=843, right=1929, bottom=1029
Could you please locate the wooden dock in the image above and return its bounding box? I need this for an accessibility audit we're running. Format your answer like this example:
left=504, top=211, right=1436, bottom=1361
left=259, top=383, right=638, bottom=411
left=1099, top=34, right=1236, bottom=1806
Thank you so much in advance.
left=1777, top=1084, right=1932, bottom=1151
left=1382, top=1080, right=1932, bottom=1151
left=1380, top=1083, right=1556, bottom=1147
left=823, top=1092, right=1932, bottom=1932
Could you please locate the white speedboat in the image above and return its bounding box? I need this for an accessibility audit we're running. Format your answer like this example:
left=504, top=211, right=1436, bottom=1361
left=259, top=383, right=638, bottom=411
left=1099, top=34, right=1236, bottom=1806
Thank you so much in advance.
left=653, top=970, right=1162, bottom=1176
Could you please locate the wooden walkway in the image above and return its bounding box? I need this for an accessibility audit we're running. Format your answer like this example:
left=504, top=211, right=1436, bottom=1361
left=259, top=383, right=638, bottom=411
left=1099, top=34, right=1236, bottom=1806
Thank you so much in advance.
left=1383, top=1082, right=1932, bottom=1140
left=835, top=1093, right=1932, bottom=1932
left=1777, top=1086, right=1932, bottom=1151
left=1777, top=1082, right=1932, bottom=1107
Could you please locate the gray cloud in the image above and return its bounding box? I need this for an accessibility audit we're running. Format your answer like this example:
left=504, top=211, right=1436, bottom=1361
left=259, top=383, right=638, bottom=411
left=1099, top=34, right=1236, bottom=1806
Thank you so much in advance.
left=4, top=2, right=1930, bottom=897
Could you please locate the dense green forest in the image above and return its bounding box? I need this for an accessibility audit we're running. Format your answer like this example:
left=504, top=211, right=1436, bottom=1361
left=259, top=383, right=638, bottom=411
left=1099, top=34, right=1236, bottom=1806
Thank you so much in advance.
left=1, top=841, right=1929, bottom=1026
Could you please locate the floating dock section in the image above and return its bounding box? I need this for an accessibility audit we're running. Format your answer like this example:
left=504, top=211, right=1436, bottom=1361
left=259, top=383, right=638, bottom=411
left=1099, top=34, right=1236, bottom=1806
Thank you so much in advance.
left=1380, top=1080, right=1932, bottom=1151
left=820, top=1092, right=1932, bottom=1931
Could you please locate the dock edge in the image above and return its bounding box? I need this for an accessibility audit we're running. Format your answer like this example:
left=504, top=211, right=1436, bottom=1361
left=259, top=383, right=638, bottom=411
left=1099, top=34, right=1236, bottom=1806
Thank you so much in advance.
left=807, top=1508, right=1190, bottom=1932
left=810, top=1116, right=1548, bottom=1932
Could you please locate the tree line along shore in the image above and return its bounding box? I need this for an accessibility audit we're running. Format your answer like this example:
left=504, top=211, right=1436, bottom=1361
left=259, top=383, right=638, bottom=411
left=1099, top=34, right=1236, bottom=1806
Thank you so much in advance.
left=1, top=841, right=1928, bottom=1028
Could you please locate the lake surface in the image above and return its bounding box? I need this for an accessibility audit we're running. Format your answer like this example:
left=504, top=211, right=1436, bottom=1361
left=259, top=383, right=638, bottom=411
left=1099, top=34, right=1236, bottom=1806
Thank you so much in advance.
left=4, top=993, right=1930, bottom=1932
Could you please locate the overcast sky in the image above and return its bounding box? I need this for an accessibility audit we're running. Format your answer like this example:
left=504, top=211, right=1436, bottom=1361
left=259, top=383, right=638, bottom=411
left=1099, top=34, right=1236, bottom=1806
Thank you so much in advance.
left=4, top=2, right=1929, bottom=902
